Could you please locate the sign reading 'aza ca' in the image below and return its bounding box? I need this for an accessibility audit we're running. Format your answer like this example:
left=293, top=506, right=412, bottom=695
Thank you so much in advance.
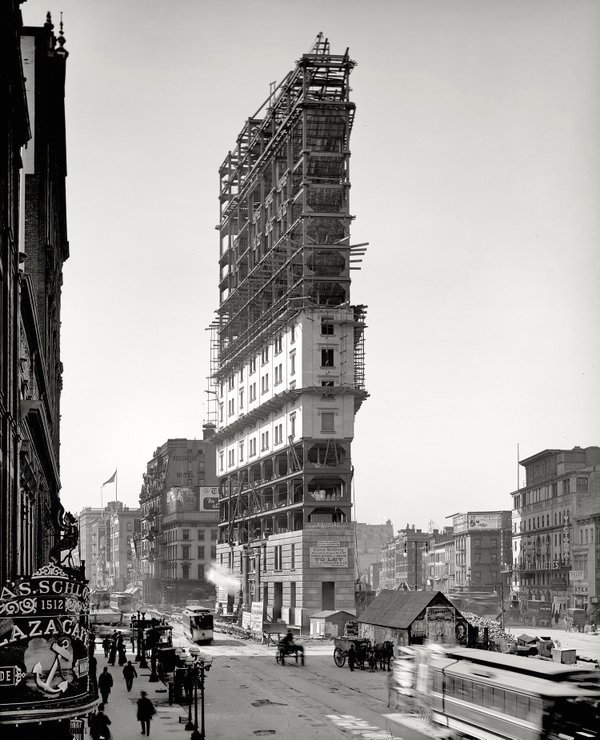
left=0, top=563, right=94, bottom=719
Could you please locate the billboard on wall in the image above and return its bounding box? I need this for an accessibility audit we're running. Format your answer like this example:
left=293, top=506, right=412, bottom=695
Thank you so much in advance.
left=0, top=564, right=96, bottom=724
left=200, top=487, right=219, bottom=511
left=454, top=513, right=504, bottom=533
left=309, top=545, right=349, bottom=568
left=165, top=486, right=219, bottom=513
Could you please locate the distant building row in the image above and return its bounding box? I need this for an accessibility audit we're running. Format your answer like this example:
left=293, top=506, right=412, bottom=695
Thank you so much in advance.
left=360, top=445, right=600, bottom=622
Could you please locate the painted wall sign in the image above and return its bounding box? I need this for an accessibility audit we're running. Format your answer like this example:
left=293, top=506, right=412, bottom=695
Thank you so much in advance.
left=309, top=546, right=348, bottom=568
left=0, top=564, right=96, bottom=724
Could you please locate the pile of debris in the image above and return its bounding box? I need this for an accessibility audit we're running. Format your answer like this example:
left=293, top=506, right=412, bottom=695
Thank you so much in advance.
left=463, top=612, right=516, bottom=651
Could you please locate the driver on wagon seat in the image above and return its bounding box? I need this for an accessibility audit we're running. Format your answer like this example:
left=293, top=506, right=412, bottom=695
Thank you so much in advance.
left=282, top=630, right=294, bottom=650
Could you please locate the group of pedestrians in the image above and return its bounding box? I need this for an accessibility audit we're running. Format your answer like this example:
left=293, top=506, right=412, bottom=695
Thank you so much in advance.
left=91, top=632, right=156, bottom=739
left=102, top=630, right=128, bottom=666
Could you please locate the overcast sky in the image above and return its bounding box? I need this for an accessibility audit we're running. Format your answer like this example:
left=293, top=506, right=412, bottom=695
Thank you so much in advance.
left=22, top=0, right=600, bottom=532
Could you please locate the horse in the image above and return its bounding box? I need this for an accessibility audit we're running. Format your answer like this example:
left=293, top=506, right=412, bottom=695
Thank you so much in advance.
left=276, top=641, right=305, bottom=666
left=373, top=641, right=394, bottom=671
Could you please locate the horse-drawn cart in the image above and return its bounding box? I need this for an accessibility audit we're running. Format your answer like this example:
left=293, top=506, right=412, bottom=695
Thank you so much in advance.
left=333, top=637, right=371, bottom=668
left=275, top=640, right=305, bottom=665
left=333, top=637, right=394, bottom=671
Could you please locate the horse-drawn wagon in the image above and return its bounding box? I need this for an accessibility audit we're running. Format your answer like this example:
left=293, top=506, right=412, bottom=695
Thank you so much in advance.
left=333, top=636, right=394, bottom=671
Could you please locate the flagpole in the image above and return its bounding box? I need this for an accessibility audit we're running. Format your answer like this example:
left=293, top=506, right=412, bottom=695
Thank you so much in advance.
left=115, top=469, right=118, bottom=503
left=100, top=484, right=103, bottom=510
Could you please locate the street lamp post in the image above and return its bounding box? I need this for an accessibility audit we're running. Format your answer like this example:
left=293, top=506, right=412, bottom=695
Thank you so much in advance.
left=134, top=611, right=142, bottom=662
left=188, top=650, right=212, bottom=740
left=139, top=610, right=148, bottom=669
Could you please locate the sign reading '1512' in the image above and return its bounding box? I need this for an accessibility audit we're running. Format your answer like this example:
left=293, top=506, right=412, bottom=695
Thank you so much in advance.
left=0, top=563, right=93, bottom=714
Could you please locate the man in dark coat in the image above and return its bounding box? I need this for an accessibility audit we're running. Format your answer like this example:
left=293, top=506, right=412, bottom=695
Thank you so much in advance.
left=136, top=690, right=156, bottom=736
left=122, top=660, right=138, bottom=691
left=98, top=666, right=114, bottom=704
left=90, top=703, right=111, bottom=740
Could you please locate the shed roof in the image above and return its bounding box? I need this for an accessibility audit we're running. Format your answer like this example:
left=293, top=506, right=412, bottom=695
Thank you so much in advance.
left=310, top=610, right=355, bottom=620
left=357, top=590, right=455, bottom=629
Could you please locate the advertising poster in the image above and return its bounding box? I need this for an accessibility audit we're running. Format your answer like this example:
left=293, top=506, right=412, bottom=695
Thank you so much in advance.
left=200, top=487, right=219, bottom=511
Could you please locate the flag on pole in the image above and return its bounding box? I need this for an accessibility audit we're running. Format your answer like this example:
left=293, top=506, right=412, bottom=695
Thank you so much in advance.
left=102, top=470, right=117, bottom=486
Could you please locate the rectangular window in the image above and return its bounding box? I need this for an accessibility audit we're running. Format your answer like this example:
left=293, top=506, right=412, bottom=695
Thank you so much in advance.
left=249, top=357, right=257, bottom=374
left=249, top=383, right=256, bottom=402
left=197, top=546, right=203, bottom=560
left=228, top=399, right=235, bottom=416
left=290, top=351, right=296, bottom=376
left=249, top=438, right=257, bottom=457
left=239, top=440, right=244, bottom=462
left=198, top=563, right=204, bottom=580
left=261, top=431, right=269, bottom=451
left=291, top=543, right=295, bottom=570
left=239, top=366, right=244, bottom=382
left=182, top=545, right=190, bottom=560
left=181, top=564, right=190, bottom=579
left=228, top=449, right=235, bottom=467
left=321, top=380, right=334, bottom=387
left=261, top=346, right=269, bottom=365
left=290, top=412, right=296, bottom=438
left=182, top=529, right=190, bottom=540
left=274, top=334, right=283, bottom=355
left=261, top=374, right=269, bottom=394
left=290, top=324, right=295, bottom=344
left=274, top=423, right=283, bottom=445
left=274, top=364, right=283, bottom=386
left=321, top=318, right=334, bottom=335
left=321, top=348, right=334, bottom=367
left=228, top=373, right=234, bottom=390
left=274, top=545, right=283, bottom=571
left=577, top=477, right=588, bottom=493
left=219, top=403, right=224, bottom=422
left=321, top=411, right=335, bottom=432
left=239, top=388, right=244, bottom=409
left=219, top=451, right=224, bottom=471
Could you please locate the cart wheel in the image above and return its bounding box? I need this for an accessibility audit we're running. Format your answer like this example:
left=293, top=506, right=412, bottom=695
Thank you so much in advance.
left=334, top=647, right=346, bottom=667
left=276, top=649, right=281, bottom=664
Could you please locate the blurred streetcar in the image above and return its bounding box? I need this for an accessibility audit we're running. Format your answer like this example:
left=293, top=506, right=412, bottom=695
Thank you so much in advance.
left=390, top=645, right=600, bottom=740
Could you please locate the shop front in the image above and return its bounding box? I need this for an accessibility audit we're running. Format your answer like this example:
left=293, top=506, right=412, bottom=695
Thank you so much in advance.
left=0, top=564, right=97, bottom=739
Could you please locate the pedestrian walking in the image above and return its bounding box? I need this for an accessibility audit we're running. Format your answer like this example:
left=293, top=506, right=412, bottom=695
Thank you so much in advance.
left=108, top=639, right=117, bottom=666
left=89, top=703, right=112, bottom=740
left=123, top=660, right=138, bottom=691
left=102, top=636, right=111, bottom=658
left=98, top=666, right=114, bottom=704
left=136, top=690, right=156, bottom=736
left=347, top=643, right=356, bottom=672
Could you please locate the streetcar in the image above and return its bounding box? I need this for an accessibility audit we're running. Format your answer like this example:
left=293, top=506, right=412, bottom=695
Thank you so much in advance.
left=182, top=605, right=214, bottom=644
left=392, top=645, right=600, bottom=740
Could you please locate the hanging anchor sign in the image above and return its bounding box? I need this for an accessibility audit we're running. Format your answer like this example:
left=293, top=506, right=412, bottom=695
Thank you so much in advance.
left=32, top=638, right=72, bottom=694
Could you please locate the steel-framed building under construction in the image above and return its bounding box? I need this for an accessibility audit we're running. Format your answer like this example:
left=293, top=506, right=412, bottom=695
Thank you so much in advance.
left=211, top=35, right=367, bottom=629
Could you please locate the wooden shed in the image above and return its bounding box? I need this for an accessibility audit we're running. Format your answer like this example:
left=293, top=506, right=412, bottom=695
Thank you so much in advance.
left=357, top=590, right=468, bottom=648
left=309, top=609, right=356, bottom=638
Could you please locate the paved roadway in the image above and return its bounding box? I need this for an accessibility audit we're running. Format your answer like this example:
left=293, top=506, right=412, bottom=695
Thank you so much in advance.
left=167, top=622, right=423, bottom=739
left=95, top=620, right=600, bottom=740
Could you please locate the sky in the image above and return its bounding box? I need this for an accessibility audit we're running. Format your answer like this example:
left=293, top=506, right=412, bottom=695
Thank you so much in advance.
left=21, top=0, right=600, bottom=532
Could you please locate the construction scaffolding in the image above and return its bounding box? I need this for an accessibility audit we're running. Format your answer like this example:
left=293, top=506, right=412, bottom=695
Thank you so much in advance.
left=215, top=34, right=363, bottom=380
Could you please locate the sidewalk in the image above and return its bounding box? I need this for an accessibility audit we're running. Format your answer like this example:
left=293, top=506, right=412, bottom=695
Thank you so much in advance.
left=92, top=648, right=190, bottom=740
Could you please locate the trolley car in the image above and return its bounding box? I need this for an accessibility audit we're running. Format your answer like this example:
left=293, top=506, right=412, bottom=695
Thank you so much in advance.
left=397, top=645, right=600, bottom=740
left=182, top=605, right=214, bottom=644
